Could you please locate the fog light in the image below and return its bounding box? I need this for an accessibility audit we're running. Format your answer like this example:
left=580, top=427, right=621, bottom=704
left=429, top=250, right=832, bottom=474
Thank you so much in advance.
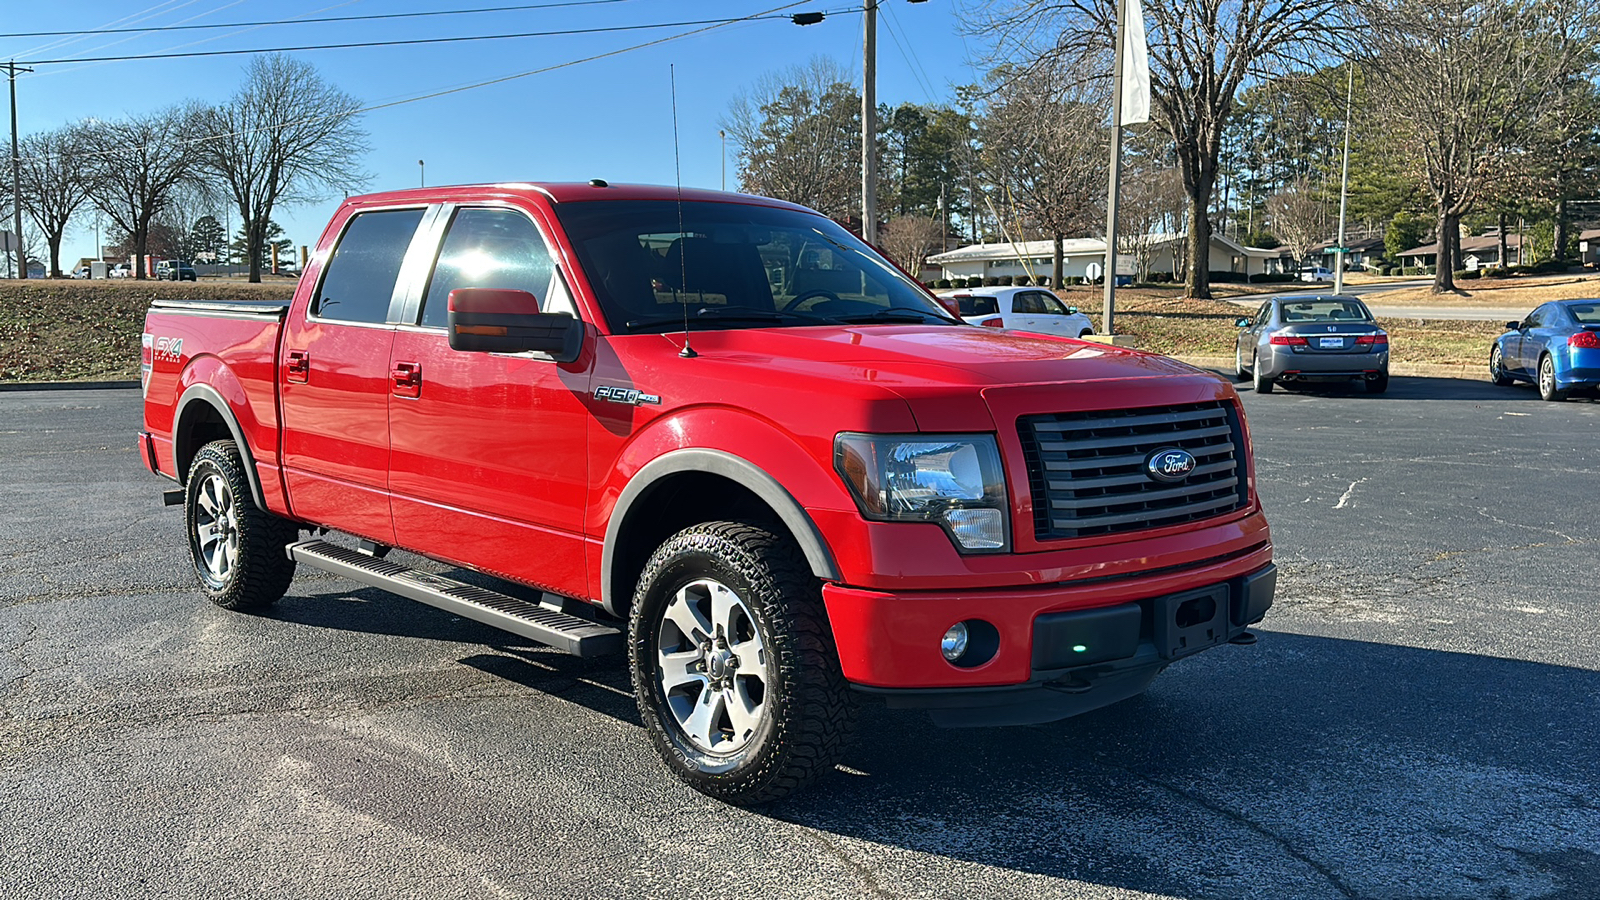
left=941, top=622, right=970, bottom=661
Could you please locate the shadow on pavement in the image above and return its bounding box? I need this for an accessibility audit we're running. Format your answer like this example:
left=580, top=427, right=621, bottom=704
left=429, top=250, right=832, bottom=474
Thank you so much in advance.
left=770, top=632, right=1600, bottom=899
left=1224, top=373, right=1590, bottom=402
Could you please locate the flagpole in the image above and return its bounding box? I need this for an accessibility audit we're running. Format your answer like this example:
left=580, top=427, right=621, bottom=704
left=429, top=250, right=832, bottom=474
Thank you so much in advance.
left=1100, top=0, right=1127, bottom=336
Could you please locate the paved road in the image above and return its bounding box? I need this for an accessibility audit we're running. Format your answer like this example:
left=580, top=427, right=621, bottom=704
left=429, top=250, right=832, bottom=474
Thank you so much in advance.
left=3, top=386, right=1598, bottom=899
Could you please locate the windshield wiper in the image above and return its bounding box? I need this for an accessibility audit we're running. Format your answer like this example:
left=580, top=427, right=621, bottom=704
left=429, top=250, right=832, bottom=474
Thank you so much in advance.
left=834, top=306, right=957, bottom=324
left=626, top=304, right=840, bottom=331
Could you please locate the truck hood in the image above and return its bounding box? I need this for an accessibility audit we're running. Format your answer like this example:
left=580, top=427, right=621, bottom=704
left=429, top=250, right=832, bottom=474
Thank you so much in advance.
left=656, top=324, right=1232, bottom=431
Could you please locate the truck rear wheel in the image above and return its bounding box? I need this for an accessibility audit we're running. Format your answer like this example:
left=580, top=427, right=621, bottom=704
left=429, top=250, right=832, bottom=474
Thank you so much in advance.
left=628, top=521, right=855, bottom=805
left=185, top=440, right=298, bottom=611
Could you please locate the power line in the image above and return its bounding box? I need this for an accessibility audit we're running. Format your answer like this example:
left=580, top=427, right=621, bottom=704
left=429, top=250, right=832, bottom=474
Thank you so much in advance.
left=0, top=0, right=649, bottom=41
left=15, top=15, right=822, bottom=65
left=14, top=2, right=820, bottom=166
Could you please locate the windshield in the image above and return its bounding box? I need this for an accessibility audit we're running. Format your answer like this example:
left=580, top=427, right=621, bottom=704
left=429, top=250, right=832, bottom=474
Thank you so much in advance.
left=554, top=200, right=956, bottom=333
left=1280, top=299, right=1372, bottom=323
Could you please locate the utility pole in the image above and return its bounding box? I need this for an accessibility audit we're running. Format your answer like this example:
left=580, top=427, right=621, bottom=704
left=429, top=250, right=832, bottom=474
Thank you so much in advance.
left=861, top=2, right=877, bottom=247
left=418, top=159, right=425, bottom=188
left=719, top=129, right=726, bottom=191
left=5, top=61, right=33, bottom=280
left=1333, top=63, right=1353, bottom=295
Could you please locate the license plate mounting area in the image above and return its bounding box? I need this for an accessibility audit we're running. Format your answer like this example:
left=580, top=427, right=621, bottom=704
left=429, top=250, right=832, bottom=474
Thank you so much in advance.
left=1154, top=585, right=1230, bottom=660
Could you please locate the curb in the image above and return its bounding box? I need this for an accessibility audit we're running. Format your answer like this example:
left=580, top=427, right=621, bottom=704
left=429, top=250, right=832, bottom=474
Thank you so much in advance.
left=1170, top=356, right=1489, bottom=381
left=0, top=380, right=140, bottom=392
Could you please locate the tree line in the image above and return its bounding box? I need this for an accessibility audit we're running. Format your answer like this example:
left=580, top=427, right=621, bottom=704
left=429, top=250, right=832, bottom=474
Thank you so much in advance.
left=1, top=54, right=366, bottom=281
left=728, top=0, right=1600, bottom=297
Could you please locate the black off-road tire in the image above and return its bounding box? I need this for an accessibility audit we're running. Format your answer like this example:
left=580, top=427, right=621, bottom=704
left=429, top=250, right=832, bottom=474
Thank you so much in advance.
left=185, top=440, right=299, bottom=611
left=628, top=521, right=856, bottom=805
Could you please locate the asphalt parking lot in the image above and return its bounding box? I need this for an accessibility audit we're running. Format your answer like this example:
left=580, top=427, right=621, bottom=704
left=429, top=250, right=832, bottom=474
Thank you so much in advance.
left=2, top=381, right=1597, bottom=900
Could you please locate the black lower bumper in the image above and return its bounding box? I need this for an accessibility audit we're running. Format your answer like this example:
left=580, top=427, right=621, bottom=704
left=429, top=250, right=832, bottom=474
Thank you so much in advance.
left=855, top=563, right=1276, bottom=727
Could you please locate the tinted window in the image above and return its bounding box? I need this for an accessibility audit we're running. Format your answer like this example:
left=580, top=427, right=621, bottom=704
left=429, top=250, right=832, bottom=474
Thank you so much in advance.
left=1032, top=291, right=1070, bottom=315
left=554, top=200, right=953, bottom=332
left=1568, top=303, right=1600, bottom=325
left=421, top=208, right=558, bottom=328
left=314, top=208, right=426, bottom=323
left=1524, top=306, right=1551, bottom=328
left=957, top=295, right=999, bottom=316
left=1012, top=292, right=1043, bottom=314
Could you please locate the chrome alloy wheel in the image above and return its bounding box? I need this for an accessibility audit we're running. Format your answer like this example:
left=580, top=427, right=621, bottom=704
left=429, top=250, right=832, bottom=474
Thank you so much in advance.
left=192, top=471, right=240, bottom=586
left=1539, top=356, right=1556, bottom=397
left=656, top=578, right=769, bottom=755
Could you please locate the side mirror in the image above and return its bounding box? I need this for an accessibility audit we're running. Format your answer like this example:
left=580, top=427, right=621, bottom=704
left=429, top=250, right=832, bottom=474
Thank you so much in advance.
left=448, top=288, right=583, bottom=362
left=1505, top=321, right=1521, bottom=331
left=1066, top=305, right=1080, bottom=314
left=1235, top=317, right=1252, bottom=328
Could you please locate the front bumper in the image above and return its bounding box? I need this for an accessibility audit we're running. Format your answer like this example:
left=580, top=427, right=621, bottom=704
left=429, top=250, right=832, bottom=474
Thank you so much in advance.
left=824, top=552, right=1275, bottom=726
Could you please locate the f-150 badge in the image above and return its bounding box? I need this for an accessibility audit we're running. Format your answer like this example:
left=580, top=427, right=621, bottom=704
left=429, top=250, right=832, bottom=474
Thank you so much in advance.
left=594, top=385, right=661, bottom=406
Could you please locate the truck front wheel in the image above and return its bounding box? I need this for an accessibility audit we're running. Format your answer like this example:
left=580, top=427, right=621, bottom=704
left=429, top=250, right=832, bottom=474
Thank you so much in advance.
left=628, top=521, right=855, bottom=804
left=185, top=440, right=298, bottom=611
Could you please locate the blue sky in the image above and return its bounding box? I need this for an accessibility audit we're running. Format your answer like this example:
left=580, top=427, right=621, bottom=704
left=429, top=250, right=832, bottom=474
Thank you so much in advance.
left=3, top=0, right=986, bottom=268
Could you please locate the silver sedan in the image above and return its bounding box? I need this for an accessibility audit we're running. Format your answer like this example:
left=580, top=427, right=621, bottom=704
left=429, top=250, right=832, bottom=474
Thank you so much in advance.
left=1234, top=295, right=1390, bottom=394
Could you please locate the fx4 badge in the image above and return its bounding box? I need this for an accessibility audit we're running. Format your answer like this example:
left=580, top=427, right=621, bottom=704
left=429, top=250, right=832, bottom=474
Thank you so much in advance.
left=594, top=385, right=661, bottom=406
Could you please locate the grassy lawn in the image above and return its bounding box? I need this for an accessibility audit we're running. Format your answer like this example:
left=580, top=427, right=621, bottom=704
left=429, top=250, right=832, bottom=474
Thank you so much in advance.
left=0, top=277, right=1507, bottom=383
left=0, top=280, right=293, bottom=382
left=1371, top=272, right=1600, bottom=307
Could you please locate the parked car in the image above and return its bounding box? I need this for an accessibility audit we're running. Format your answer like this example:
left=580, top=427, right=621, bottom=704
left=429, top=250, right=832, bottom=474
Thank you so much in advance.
left=937, top=286, right=1095, bottom=337
left=1298, top=266, right=1334, bottom=282
left=110, top=263, right=130, bottom=279
left=1489, top=299, right=1600, bottom=401
left=70, top=266, right=90, bottom=279
left=1234, top=294, right=1390, bottom=393
left=156, top=260, right=198, bottom=281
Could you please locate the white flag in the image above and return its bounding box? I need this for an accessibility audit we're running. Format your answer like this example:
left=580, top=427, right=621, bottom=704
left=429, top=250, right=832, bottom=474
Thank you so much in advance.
left=1119, top=0, right=1151, bottom=125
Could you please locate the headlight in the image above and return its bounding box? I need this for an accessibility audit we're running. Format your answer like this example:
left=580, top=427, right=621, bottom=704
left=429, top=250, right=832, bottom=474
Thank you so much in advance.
left=834, top=433, right=1009, bottom=552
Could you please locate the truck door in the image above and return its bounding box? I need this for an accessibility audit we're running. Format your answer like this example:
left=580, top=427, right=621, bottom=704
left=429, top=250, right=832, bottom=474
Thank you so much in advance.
left=386, top=204, right=593, bottom=599
left=280, top=205, right=433, bottom=544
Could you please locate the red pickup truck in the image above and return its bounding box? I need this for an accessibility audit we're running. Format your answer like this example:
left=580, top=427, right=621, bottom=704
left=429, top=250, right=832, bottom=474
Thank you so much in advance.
left=140, top=182, right=1274, bottom=804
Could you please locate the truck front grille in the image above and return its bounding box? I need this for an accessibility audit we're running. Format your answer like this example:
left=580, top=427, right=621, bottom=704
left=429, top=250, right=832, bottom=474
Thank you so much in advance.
left=1018, top=401, right=1248, bottom=540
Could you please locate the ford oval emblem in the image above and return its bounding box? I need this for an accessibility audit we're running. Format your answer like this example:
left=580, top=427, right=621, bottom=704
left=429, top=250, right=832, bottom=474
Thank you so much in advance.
left=1145, top=448, right=1197, bottom=483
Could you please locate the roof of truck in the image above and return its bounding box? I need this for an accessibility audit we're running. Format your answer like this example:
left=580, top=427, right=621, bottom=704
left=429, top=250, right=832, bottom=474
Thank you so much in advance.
left=344, top=182, right=817, bottom=213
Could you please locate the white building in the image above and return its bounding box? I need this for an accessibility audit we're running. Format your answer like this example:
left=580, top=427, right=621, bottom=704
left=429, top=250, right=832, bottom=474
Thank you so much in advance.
left=926, top=234, right=1291, bottom=283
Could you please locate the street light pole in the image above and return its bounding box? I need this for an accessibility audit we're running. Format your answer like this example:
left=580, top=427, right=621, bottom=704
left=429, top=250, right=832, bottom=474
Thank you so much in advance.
left=1333, top=63, right=1353, bottom=295
left=861, top=2, right=877, bottom=246
left=719, top=129, right=726, bottom=191
left=418, top=159, right=425, bottom=188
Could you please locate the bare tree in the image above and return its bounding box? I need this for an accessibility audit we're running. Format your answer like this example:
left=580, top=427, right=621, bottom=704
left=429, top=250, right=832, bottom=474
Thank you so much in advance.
left=1122, top=161, right=1186, bottom=280
left=17, top=125, right=99, bottom=277
left=1265, top=180, right=1324, bottom=268
left=725, top=57, right=862, bottom=222
left=967, top=0, right=1344, bottom=298
left=880, top=213, right=945, bottom=278
left=84, top=108, right=201, bottom=280
left=979, top=62, right=1108, bottom=285
left=195, top=54, right=367, bottom=283
left=1362, top=0, right=1598, bottom=292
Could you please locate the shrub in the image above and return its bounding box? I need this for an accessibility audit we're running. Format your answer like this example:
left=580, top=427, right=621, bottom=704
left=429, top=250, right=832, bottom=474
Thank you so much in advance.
left=1208, top=270, right=1247, bottom=283
left=1455, top=268, right=1480, bottom=280
left=1248, top=272, right=1295, bottom=284
left=998, top=275, right=1014, bottom=285
left=935, top=278, right=951, bottom=289
left=1379, top=265, right=1393, bottom=276
left=1035, top=276, right=1050, bottom=287
left=983, top=276, right=1000, bottom=286
left=965, top=276, right=984, bottom=288
left=1148, top=272, right=1174, bottom=283
left=1065, top=276, right=1082, bottom=286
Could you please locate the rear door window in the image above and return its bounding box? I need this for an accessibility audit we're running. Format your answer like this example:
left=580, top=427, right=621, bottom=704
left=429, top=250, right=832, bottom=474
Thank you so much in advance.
left=313, top=208, right=427, bottom=323
left=1031, top=291, right=1070, bottom=315
left=958, top=295, right=998, bottom=316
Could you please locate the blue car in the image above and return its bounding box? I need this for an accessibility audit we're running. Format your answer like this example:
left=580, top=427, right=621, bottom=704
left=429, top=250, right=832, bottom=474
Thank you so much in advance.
left=1490, top=299, right=1600, bottom=400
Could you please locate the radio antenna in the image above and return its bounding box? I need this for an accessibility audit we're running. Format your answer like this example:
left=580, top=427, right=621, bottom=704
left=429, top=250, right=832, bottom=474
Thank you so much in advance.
left=671, top=64, right=697, bottom=358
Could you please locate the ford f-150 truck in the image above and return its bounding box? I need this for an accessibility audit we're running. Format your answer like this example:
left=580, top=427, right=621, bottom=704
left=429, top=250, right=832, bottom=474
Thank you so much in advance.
left=140, top=182, right=1275, bottom=804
